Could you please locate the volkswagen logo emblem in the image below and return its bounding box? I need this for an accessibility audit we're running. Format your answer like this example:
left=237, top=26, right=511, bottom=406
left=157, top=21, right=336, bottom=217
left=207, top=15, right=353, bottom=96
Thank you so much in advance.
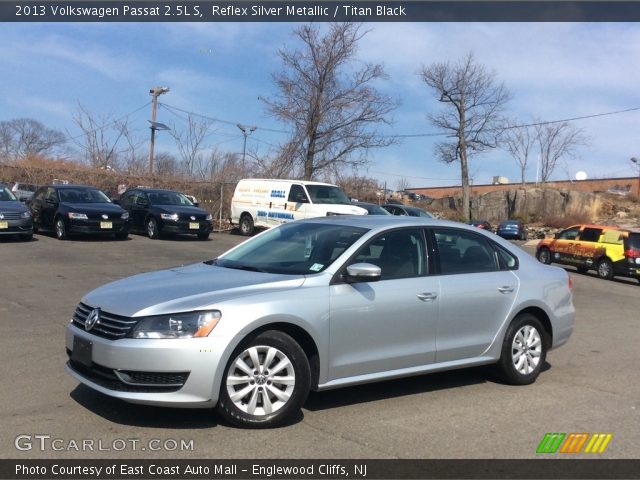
left=85, top=308, right=101, bottom=331
left=102, top=214, right=109, bottom=220
left=190, top=216, right=196, bottom=221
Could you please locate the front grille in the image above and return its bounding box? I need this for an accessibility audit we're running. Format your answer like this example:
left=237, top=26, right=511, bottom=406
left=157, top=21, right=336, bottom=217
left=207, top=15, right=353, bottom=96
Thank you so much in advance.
left=0, top=212, right=22, bottom=220
left=67, top=358, right=188, bottom=393
left=72, top=303, right=138, bottom=340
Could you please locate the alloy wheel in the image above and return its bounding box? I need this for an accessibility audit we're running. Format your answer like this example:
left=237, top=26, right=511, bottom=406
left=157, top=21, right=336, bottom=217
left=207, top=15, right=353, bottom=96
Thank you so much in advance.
left=511, top=325, right=542, bottom=375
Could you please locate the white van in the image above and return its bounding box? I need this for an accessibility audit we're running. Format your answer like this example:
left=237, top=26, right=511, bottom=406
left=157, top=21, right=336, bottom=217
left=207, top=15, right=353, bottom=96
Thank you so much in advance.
left=230, top=179, right=367, bottom=235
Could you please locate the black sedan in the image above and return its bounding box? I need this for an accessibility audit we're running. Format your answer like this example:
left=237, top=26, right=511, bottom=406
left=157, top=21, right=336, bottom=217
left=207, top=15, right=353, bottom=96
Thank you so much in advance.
left=0, top=185, right=33, bottom=241
left=351, top=201, right=391, bottom=215
left=118, top=188, right=213, bottom=240
left=496, top=220, right=528, bottom=240
left=29, top=185, right=129, bottom=240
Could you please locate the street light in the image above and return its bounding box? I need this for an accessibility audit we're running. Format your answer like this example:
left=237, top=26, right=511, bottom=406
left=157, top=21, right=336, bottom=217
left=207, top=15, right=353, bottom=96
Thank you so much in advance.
left=237, top=123, right=256, bottom=169
left=148, top=86, right=170, bottom=178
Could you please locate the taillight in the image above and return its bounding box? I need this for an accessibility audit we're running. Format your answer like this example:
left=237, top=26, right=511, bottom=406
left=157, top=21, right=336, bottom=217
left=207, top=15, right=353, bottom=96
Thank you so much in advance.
left=625, top=248, right=640, bottom=258
left=568, top=275, right=574, bottom=291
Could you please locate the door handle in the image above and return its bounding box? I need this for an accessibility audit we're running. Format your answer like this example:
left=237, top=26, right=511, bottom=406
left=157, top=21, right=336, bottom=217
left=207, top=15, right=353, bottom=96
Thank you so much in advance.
left=417, top=292, right=438, bottom=302
left=498, top=286, right=515, bottom=294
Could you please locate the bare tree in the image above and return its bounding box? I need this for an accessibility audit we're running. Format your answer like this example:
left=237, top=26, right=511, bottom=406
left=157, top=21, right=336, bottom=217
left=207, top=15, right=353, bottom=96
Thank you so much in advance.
left=169, top=114, right=213, bottom=178
left=71, top=105, right=131, bottom=170
left=502, top=122, right=536, bottom=185
left=0, top=118, right=66, bottom=162
left=263, top=22, right=397, bottom=180
left=420, top=52, right=511, bottom=220
left=396, top=177, right=410, bottom=192
left=536, top=122, right=588, bottom=183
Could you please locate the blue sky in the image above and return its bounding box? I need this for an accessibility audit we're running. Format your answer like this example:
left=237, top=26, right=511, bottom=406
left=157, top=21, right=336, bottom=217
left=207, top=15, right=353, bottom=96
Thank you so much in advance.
left=1, top=22, right=640, bottom=189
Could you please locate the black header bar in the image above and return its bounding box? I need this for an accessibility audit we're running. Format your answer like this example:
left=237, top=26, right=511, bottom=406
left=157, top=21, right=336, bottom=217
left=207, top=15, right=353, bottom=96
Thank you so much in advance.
left=4, top=1, right=640, bottom=22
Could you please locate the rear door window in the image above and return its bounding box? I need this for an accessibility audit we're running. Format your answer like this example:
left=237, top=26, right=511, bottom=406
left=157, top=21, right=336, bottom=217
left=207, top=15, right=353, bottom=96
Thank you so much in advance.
left=579, top=227, right=603, bottom=242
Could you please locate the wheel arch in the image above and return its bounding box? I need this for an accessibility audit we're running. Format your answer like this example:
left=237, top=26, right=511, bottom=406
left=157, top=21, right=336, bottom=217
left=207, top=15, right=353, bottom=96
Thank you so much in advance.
left=236, top=322, right=320, bottom=390
left=513, top=306, right=553, bottom=344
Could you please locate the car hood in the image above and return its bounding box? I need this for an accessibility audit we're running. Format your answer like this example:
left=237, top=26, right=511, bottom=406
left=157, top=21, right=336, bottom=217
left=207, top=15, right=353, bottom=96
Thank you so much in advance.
left=152, top=205, right=208, bottom=215
left=63, top=203, right=125, bottom=214
left=0, top=201, right=28, bottom=213
left=82, top=262, right=305, bottom=317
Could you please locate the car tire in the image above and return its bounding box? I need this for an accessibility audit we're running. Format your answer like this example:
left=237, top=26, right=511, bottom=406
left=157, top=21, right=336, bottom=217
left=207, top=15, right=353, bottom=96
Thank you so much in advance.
left=239, top=214, right=254, bottom=236
left=536, top=247, right=552, bottom=265
left=146, top=217, right=160, bottom=239
left=597, top=258, right=614, bottom=280
left=55, top=216, right=68, bottom=240
left=217, top=330, right=310, bottom=429
left=496, top=314, right=548, bottom=386
left=197, top=232, right=210, bottom=241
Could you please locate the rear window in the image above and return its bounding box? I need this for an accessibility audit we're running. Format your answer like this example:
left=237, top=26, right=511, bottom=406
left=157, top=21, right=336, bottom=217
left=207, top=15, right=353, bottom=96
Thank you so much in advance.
left=628, top=233, right=640, bottom=250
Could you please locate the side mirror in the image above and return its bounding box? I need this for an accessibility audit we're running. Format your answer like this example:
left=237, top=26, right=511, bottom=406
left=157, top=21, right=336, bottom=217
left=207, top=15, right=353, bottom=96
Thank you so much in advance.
left=18, top=196, right=28, bottom=203
left=343, top=263, right=382, bottom=284
left=135, top=198, right=148, bottom=207
left=193, top=202, right=199, bottom=207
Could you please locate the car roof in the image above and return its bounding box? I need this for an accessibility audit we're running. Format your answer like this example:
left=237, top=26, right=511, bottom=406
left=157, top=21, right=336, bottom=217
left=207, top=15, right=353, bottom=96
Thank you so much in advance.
left=295, top=214, right=467, bottom=231
left=45, top=184, right=100, bottom=190
left=131, top=187, right=181, bottom=194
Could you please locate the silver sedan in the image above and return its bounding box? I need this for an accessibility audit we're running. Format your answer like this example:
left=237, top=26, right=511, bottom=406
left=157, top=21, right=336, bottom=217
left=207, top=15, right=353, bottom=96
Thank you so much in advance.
left=65, top=216, right=574, bottom=428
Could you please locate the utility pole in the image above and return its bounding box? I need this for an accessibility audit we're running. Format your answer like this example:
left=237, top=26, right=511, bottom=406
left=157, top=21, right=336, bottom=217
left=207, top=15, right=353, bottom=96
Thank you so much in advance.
left=148, top=86, right=170, bottom=178
left=631, top=157, right=640, bottom=199
left=236, top=124, right=256, bottom=171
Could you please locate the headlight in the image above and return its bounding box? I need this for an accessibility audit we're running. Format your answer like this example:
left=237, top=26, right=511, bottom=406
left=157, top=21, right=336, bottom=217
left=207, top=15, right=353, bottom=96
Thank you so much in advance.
left=68, top=212, right=88, bottom=220
left=160, top=213, right=179, bottom=221
left=206, top=214, right=213, bottom=221
left=20, top=210, right=31, bottom=218
left=121, top=211, right=130, bottom=220
left=131, top=311, right=221, bottom=339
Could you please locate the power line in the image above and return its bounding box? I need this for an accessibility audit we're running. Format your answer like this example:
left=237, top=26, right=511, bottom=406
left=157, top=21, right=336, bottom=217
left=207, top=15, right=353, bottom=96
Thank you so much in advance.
left=65, top=102, right=151, bottom=143
left=159, top=102, right=291, bottom=134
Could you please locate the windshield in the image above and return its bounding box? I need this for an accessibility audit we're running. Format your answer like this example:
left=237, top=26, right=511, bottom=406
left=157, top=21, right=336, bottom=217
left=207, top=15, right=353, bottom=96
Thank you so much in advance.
left=59, top=188, right=111, bottom=203
left=408, top=208, right=434, bottom=218
left=148, top=191, right=194, bottom=206
left=305, top=185, right=351, bottom=205
left=214, top=222, right=368, bottom=275
left=362, top=204, right=391, bottom=215
left=0, top=187, right=17, bottom=201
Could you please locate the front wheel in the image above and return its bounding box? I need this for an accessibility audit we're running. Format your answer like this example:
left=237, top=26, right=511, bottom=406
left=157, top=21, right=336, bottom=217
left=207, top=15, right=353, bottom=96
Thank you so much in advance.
left=217, top=330, right=310, bottom=429
left=55, top=217, right=68, bottom=240
left=146, top=217, right=160, bottom=239
left=536, top=247, right=551, bottom=265
left=597, top=258, right=614, bottom=280
left=496, top=314, right=548, bottom=385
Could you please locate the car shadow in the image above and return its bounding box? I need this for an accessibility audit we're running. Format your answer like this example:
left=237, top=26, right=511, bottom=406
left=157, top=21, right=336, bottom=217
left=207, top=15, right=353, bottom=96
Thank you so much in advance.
left=70, top=363, right=552, bottom=428
left=565, top=267, right=639, bottom=286
left=69, top=385, right=219, bottom=429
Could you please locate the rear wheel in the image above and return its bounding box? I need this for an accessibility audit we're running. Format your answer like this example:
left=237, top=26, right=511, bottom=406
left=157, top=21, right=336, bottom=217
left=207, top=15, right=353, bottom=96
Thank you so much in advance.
left=239, top=214, right=254, bottom=236
left=597, top=258, right=614, bottom=280
left=217, top=330, right=310, bottom=428
left=536, top=247, right=551, bottom=265
left=55, top=216, right=67, bottom=240
left=497, top=314, right=548, bottom=385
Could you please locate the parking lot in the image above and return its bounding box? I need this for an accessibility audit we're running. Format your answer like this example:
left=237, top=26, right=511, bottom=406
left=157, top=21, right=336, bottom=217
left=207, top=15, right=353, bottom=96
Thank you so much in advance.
left=1, top=232, right=638, bottom=459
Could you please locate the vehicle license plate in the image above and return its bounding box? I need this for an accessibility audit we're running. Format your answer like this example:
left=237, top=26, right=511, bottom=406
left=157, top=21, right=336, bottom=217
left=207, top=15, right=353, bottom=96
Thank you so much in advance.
left=100, top=221, right=112, bottom=229
left=72, top=336, right=93, bottom=367
left=0, top=221, right=7, bottom=229
left=189, top=222, right=199, bottom=229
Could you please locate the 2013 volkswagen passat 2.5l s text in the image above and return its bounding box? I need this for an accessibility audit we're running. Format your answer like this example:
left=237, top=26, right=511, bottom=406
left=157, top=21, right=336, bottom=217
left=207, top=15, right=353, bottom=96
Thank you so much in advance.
left=66, top=216, right=574, bottom=428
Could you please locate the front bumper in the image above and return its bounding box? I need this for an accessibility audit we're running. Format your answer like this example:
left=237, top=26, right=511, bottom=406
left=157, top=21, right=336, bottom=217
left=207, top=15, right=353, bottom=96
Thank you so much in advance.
left=159, top=220, right=213, bottom=235
left=68, top=219, right=128, bottom=235
left=0, top=218, right=32, bottom=235
left=65, top=323, right=228, bottom=407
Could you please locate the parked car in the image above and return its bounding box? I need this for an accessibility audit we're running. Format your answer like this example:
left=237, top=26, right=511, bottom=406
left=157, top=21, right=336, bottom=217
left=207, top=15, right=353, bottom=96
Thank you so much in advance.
left=496, top=220, right=527, bottom=240
left=0, top=184, right=33, bottom=241
left=469, top=220, right=493, bottom=232
left=230, top=179, right=367, bottom=236
left=9, top=182, right=38, bottom=202
left=382, top=204, right=434, bottom=218
left=65, top=215, right=574, bottom=428
left=351, top=201, right=391, bottom=215
left=118, top=187, right=213, bottom=240
left=536, top=224, right=640, bottom=282
left=29, top=184, right=129, bottom=240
